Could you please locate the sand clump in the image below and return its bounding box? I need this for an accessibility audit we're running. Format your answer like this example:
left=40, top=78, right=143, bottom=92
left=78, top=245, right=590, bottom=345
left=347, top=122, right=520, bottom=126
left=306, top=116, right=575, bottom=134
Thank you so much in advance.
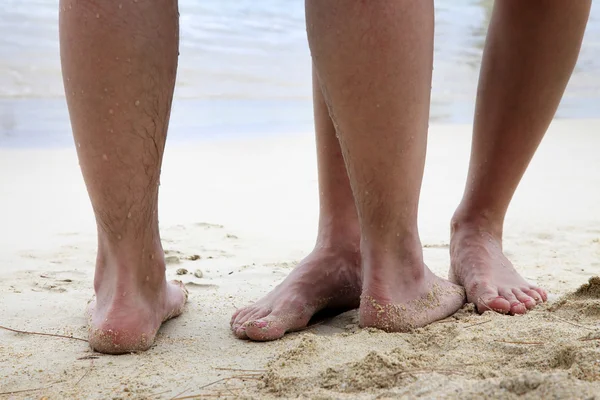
left=551, top=276, right=600, bottom=319
left=320, top=350, right=439, bottom=392
left=572, top=276, right=600, bottom=298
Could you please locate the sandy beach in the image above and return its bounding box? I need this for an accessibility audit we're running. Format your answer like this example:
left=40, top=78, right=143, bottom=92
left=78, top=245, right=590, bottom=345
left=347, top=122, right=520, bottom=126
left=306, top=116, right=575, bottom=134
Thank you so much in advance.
left=1, top=119, right=600, bottom=399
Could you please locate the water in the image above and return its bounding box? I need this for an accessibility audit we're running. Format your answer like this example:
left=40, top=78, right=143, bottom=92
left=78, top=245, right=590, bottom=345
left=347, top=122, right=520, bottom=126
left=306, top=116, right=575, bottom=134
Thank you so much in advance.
left=1, top=0, right=599, bottom=147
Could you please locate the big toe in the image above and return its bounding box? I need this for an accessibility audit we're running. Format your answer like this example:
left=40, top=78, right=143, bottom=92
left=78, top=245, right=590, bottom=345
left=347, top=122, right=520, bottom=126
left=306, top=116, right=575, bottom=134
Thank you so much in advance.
left=472, top=285, right=511, bottom=314
left=244, top=315, right=290, bottom=341
left=233, top=309, right=271, bottom=339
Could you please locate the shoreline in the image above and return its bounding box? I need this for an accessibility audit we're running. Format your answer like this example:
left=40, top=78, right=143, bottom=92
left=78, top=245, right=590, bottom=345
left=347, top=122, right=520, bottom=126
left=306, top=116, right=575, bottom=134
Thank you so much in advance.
left=3, top=96, right=600, bottom=149
left=1, top=119, right=600, bottom=398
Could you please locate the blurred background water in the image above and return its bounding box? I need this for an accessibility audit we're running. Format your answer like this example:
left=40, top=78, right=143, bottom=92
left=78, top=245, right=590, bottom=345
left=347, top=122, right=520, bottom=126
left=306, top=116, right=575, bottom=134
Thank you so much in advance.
left=0, top=0, right=599, bottom=147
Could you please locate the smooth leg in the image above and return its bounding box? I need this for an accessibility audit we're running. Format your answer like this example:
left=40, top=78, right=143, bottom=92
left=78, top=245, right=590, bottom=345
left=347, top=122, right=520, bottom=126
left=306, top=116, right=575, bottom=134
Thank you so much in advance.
left=60, top=0, right=187, bottom=354
left=231, top=68, right=361, bottom=341
left=307, top=0, right=465, bottom=332
left=451, top=0, right=591, bottom=314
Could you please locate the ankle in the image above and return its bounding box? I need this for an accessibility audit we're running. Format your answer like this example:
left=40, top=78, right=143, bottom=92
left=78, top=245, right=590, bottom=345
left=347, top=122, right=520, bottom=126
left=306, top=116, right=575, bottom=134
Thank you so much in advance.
left=361, top=234, right=424, bottom=276
left=361, top=225, right=422, bottom=256
left=451, top=208, right=504, bottom=240
left=315, top=222, right=361, bottom=254
left=94, top=236, right=167, bottom=296
left=361, top=252, right=425, bottom=303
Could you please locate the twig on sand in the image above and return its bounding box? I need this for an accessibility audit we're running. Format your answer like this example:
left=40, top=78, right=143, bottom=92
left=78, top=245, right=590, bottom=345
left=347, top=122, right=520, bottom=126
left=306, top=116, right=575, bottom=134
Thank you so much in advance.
left=496, top=340, right=544, bottom=346
left=579, top=337, right=600, bottom=342
left=176, top=396, right=220, bottom=399
left=148, top=389, right=172, bottom=398
left=222, top=381, right=238, bottom=398
left=0, top=325, right=88, bottom=343
left=464, top=320, right=492, bottom=329
left=169, top=387, right=191, bottom=400
left=550, top=316, right=596, bottom=331
left=0, top=386, right=50, bottom=397
left=395, top=368, right=468, bottom=377
left=77, top=355, right=100, bottom=360
left=432, top=318, right=456, bottom=325
left=171, top=374, right=262, bottom=400
left=76, top=361, right=94, bottom=386
left=213, top=368, right=265, bottom=373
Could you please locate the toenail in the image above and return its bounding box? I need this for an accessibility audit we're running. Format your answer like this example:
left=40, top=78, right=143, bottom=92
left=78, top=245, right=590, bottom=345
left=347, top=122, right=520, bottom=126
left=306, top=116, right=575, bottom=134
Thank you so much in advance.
left=253, top=320, right=269, bottom=329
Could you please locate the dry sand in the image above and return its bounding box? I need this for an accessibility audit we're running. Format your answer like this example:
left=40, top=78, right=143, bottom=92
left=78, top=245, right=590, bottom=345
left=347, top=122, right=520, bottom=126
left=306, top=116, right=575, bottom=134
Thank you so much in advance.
left=1, top=120, right=600, bottom=399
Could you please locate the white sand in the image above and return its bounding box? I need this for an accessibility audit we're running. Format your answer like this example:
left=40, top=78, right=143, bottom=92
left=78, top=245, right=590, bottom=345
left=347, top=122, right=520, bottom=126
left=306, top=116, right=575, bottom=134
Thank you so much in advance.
left=1, top=119, right=600, bottom=399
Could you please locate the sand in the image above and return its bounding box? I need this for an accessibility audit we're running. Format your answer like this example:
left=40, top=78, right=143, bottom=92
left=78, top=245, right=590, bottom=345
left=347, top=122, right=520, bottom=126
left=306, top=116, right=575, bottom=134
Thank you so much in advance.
left=1, top=119, right=600, bottom=399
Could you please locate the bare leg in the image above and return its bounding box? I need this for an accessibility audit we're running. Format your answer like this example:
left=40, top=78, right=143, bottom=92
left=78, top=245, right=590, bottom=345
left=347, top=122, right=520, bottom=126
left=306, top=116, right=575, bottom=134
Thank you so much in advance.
left=231, top=68, right=361, bottom=341
left=451, top=0, right=591, bottom=314
left=60, top=0, right=187, bottom=354
left=307, top=0, right=465, bottom=332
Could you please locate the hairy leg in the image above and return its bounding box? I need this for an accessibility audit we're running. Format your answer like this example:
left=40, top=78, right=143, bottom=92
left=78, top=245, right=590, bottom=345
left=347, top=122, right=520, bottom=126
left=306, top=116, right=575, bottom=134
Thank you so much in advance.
left=60, top=0, right=187, bottom=354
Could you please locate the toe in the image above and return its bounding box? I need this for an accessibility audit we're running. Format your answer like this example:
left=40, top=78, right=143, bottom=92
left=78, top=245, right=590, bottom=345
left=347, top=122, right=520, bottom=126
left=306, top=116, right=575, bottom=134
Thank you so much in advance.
left=244, top=315, right=289, bottom=341
left=230, top=307, right=247, bottom=327
left=479, top=296, right=511, bottom=314
left=235, top=323, right=249, bottom=339
left=529, top=287, right=548, bottom=302
left=234, top=309, right=270, bottom=339
left=524, top=288, right=544, bottom=304
left=233, top=324, right=248, bottom=340
left=233, top=310, right=262, bottom=339
left=231, top=307, right=255, bottom=330
left=512, top=289, right=536, bottom=310
left=510, top=303, right=528, bottom=315
left=471, top=285, right=510, bottom=314
left=499, top=288, right=527, bottom=315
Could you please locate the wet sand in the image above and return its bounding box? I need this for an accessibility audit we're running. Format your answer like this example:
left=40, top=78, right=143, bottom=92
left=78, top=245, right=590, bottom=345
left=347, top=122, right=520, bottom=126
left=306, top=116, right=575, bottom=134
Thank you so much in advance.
left=1, top=120, right=600, bottom=399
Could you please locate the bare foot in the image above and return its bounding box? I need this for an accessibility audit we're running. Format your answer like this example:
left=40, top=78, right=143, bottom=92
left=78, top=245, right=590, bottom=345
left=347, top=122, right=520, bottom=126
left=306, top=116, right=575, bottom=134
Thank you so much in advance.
left=450, top=220, right=548, bottom=315
left=359, top=256, right=465, bottom=332
left=88, top=259, right=188, bottom=354
left=230, top=247, right=361, bottom=341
